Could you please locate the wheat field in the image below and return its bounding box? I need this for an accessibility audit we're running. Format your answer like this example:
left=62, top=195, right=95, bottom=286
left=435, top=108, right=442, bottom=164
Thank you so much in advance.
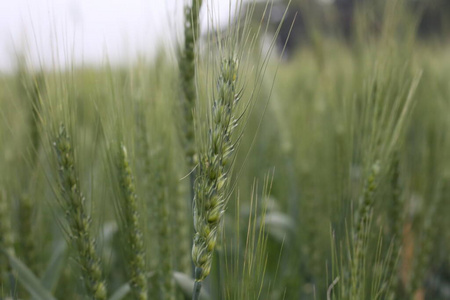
left=0, top=0, right=449, bottom=299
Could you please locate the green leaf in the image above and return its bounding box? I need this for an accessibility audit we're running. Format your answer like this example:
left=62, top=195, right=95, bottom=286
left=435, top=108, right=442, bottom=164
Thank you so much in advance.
left=109, top=283, right=130, bottom=300
left=174, top=272, right=210, bottom=300
left=41, top=239, right=68, bottom=292
left=2, top=250, right=57, bottom=300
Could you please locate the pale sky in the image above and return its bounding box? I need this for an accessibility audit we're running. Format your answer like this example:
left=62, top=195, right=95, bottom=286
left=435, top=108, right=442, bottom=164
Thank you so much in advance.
left=0, top=0, right=245, bottom=72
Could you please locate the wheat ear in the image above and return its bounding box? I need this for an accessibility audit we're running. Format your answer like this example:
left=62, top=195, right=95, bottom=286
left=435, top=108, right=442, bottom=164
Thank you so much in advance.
left=351, top=161, right=380, bottom=299
left=54, top=125, right=106, bottom=300
left=0, top=188, right=14, bottom=289
left=180, top=0, right=203, bottom=168
left=154, top=169, right=176, bottom=300
left=192, top=57, right=240, bottom=299
left=175, top=0, right=204, bottom=278
left=17, top=195, right=38, bottom=274
left=116, top=143, right=147, bottom=300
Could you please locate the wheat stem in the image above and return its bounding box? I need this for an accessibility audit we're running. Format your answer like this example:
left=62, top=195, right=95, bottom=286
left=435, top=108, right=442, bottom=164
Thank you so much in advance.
left=192, top=277, right=202, bottom=300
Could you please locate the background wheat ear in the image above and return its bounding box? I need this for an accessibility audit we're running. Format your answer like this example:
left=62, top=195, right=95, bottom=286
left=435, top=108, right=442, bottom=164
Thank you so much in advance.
left=179, top=0, right=203, bottom=169
left=0, top=188, right=15, bottom=293
left=113, top=142, right=148, bottom=300
left=53, top=124, right=107, bottom=300
left=175, top=0, right=205, bottom=281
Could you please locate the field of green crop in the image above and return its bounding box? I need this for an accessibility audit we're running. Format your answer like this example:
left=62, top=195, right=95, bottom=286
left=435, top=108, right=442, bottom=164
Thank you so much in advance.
left=1, top=0, right=449, bottom=299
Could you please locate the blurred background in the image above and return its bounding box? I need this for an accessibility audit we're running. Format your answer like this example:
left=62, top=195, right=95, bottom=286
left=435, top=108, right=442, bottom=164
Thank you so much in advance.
left=1, top=0, right=449, bottom=72
left=263, top=0, right=450, bottom=57
left=0, top=0, right=239, bottom=72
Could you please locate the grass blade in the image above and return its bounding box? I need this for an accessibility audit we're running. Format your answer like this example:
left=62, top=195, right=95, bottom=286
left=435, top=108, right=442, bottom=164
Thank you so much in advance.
left=3, top=250, right=56, bottom=300
left=109, top=284, right=131, bottom=300
left=40, top=240, right=68, bottom=292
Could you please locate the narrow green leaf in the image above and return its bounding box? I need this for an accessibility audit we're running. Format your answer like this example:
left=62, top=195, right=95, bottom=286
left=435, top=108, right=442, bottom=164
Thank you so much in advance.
left=2, top=250, right=57, bottom=300
left=109, top=283, right=130, bottom=300
left=41, top=240, right=68, bottom=292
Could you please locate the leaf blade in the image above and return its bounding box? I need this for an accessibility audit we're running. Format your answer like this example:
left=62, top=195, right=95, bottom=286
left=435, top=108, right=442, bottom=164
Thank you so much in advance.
left=3, top=251, right=57, bottom=300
